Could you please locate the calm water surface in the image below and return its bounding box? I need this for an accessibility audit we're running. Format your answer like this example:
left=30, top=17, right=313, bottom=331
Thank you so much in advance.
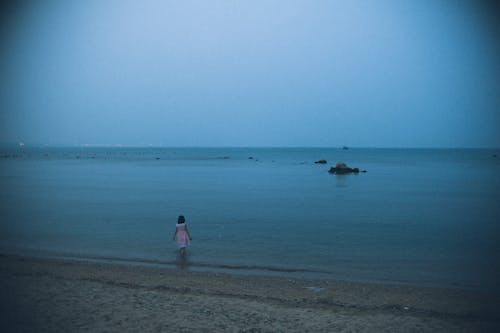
left=1, top=147, right=499, bottom=290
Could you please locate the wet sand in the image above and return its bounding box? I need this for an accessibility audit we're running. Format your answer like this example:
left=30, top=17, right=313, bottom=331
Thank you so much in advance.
left=0, top=254, right=498, bottom=332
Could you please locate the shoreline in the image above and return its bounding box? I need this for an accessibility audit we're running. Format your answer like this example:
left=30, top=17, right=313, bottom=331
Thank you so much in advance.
left=2, top=249, right=488, bottom=291
left=1, top=254, right=499, bottom=332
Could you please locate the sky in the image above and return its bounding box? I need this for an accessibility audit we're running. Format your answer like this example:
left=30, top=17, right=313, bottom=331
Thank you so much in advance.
left=1, top=0, right=499, bottom=148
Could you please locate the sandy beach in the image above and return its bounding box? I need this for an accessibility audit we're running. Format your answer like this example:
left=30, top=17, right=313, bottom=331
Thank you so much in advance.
left=0, top=254, right=498, bottom=332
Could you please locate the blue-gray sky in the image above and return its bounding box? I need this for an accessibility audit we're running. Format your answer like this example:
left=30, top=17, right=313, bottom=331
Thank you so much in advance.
left=1, top=0, right=499, bottom=147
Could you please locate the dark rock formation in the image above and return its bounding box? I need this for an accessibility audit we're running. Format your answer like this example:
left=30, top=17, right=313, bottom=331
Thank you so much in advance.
left=328, top=162, right=365, bottom=174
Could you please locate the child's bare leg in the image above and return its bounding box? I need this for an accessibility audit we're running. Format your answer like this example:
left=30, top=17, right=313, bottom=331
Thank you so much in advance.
left=180, top=247, right=185, bottom=256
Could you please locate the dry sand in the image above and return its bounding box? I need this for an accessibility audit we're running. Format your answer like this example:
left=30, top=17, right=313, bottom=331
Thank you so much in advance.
left=1, top=254, right=498, bottom=332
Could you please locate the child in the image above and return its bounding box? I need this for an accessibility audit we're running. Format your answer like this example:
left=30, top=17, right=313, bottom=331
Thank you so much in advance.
left=173, top=215, right=192, bottom=256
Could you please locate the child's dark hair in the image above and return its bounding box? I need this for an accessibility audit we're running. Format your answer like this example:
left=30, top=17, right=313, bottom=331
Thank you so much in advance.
left=178, top=215, right=185, bottom=224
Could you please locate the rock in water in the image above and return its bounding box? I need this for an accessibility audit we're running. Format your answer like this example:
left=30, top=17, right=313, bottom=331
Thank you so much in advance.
left=328, top=162, right=362, bottom=174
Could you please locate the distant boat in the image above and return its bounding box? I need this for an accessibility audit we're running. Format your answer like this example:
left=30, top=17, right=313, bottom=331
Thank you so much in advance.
left=19, top=142, right=25, bottom=148
left=342, top=146, right=349, bottom=150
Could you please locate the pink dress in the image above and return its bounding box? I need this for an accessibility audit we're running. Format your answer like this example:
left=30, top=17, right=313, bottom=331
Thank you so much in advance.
left=175, top=223, right=190, bottom=248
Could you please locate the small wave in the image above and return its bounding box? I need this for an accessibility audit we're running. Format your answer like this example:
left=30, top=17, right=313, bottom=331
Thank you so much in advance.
left=50, top=252, right=330, bottom=275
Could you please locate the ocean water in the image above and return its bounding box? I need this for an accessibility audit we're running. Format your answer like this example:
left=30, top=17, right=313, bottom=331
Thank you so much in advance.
left=1, top=147, right=500, bottom=291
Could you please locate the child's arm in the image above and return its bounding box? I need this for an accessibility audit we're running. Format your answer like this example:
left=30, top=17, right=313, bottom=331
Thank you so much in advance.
left=185, top=225, right=192, bottom=240
left=173, top=228, right=177, bottom=240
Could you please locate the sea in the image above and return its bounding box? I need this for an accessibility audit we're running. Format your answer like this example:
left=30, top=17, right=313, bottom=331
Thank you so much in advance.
left=1, top=146, right=499, bottom=291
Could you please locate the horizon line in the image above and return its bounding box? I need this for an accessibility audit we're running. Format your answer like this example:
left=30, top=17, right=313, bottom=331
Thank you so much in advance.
left=1, top=142, right=499, bottom=150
